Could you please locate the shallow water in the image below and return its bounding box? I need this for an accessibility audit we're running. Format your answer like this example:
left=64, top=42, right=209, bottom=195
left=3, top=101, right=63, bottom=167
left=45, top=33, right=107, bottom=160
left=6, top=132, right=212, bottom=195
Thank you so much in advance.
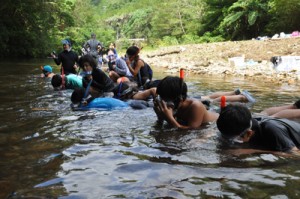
left=1, top=59, right=300, bottom=198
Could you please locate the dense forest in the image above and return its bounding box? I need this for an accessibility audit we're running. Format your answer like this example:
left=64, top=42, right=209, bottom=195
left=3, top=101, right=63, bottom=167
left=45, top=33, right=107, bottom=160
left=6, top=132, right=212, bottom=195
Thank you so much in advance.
left=0, top=0, right=299, bottom=58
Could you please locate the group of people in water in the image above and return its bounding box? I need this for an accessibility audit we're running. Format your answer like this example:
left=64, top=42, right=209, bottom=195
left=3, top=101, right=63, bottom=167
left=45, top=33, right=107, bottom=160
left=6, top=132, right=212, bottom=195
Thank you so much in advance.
left=40, top=33, right=300, bottom=156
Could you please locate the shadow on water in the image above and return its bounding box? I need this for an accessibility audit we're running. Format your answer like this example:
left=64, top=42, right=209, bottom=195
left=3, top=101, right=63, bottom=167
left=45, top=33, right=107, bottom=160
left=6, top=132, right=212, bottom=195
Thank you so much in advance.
left=1, top=59, right=300, bottom=198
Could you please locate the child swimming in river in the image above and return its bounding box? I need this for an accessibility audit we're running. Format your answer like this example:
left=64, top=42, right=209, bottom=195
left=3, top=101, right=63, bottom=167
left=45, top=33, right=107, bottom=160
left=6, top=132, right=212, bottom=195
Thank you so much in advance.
left=154, top=76, right=219, bottom=129
left=40, top=65, right=55, bottom=78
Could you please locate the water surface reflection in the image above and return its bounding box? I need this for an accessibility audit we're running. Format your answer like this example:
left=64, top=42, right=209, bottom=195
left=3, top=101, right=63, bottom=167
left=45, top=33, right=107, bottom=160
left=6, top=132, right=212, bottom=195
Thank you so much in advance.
left=1, top=60, right=300, bottom=198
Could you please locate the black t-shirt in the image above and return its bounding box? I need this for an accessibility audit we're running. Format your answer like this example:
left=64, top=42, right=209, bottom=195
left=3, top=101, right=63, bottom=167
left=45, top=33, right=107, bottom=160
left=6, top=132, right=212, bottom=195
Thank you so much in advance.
left=132, top=59, right=152, bottom=86
left=82, top=68, right=115, bottom=93
left=250, top=117, right=300, bottom=152
left=54, top=50, right=78, bottom=75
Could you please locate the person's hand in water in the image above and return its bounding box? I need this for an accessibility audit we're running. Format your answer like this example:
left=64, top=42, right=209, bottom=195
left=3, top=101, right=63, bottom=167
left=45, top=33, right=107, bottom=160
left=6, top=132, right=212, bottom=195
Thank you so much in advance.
left=153, top=96, right=165, bottom=123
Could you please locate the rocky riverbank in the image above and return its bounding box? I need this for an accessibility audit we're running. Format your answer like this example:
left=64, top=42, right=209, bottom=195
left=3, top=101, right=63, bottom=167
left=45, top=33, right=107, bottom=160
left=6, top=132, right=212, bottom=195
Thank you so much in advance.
left=142, top=37, right=300, bottom=85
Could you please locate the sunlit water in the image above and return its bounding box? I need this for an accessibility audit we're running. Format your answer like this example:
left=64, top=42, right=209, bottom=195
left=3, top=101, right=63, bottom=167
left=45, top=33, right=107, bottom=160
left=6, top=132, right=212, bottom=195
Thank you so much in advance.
left=1, top=59, right=300, bottom=198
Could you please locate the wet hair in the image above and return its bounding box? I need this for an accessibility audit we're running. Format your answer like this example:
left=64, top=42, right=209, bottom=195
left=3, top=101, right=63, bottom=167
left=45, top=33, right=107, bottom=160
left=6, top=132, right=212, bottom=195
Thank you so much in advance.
left=78, top=54, right=98, bottom=69
left=156, top=76, right=187, bottom=101
left=71, top=88, right=85, bottom=104
left=217, top=104, right=252, bottom=138
left=51, top=74, right=62, bottom=88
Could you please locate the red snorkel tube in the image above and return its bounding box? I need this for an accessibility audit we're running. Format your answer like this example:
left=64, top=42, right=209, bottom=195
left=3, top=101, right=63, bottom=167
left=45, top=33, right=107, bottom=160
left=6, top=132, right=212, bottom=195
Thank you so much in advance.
left=61, top=66, right=65, bottom=90
left=180, top=68, right=184, bottom=80
left=220, top=96, right=226, bottom=110
left=179, top=68, right=184, bottom=100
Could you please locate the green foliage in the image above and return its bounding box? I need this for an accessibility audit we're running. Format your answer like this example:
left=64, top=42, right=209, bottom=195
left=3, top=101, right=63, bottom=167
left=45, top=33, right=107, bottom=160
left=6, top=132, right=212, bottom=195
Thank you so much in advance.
left=162, top=36, right=179, bottom=46
left=218, top=0, right=270, bottom=40
left=1, top=0, right=300, bottom=58
left=199, top=32, right=225, bottom=43
left=200, top=0, right=237, bottom=36
left=266, top=0, right=300, bottom=34
left=122, top=8, right=153, bottom=39
left=0, top=0, right=75, bottom=58
left=181, top=34, right=201, bottom=44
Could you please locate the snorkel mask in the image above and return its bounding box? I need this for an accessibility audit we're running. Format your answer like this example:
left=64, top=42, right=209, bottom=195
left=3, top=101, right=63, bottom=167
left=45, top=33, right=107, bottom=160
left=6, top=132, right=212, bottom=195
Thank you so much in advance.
left=82, top=71, right=92, bottom=77
left=156, top=95, right=180, bottom=110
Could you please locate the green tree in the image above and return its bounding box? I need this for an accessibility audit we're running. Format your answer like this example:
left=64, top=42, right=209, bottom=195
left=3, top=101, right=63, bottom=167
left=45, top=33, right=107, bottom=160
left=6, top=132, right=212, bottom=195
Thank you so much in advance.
left=0, top=0, right=75, bottom=58
left=122, top=8, right=153, bottom=39
left=218, top=0, right=270, bottom=40
left=200, top=0, right=237, bottom=36
left=266, top=0, right=300, bottom=34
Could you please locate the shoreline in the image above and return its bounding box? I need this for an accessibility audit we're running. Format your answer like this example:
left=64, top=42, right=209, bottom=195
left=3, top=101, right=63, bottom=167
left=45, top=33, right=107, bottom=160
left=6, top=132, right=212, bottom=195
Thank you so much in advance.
left=142, top=37, right=300, bottom=85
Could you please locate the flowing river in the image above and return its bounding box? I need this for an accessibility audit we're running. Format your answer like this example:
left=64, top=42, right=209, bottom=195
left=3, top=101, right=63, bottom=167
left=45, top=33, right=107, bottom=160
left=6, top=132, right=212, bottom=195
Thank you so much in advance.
left=1, top=59, right=300, bottom=198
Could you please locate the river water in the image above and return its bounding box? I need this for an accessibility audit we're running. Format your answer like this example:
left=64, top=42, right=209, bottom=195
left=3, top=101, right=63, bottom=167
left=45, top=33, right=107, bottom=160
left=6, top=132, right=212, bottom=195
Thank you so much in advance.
left=1, top=59, right=300, bottom=198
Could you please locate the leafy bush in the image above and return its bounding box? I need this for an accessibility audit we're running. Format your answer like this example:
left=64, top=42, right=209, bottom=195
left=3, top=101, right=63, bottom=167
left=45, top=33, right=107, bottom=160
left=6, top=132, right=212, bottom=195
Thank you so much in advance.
left=181, top=34, right=201, bottom=44
left=161, top=36, right=179, bottom=46
left=198, top=32, right=225, bottom=43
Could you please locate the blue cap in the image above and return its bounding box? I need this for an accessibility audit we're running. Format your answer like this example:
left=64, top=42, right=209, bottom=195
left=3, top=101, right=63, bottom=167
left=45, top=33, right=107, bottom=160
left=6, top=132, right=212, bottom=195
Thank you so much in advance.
left=42, top=65, right=52, bottom=73
left=62, top=39, right=71, bottom=45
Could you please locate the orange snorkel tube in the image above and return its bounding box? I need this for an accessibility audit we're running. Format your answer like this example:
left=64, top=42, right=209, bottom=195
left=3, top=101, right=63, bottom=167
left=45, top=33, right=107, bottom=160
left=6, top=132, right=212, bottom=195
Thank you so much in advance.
left=180, top=68, right=184, bottom=80
left=179, top=68, right=184, bottom=100
left=220, top=96, right=226, bottom=110
left=61, top=66, right=65, bottom=90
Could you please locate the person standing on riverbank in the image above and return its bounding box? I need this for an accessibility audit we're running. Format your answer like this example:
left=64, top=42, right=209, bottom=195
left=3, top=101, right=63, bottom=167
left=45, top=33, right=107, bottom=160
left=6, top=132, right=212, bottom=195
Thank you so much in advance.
left=51, top=39, right=79, bottom=75
left=154, top=76, right=219, bottom=129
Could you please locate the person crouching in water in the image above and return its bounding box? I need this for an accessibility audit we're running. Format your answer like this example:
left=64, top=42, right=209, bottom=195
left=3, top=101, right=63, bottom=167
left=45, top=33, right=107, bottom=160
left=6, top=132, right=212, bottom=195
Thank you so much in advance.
left=106, top=49, right=134, bottom=84
left=125, top=46, right=152, bottom=88
left=78, top=54, right=116, bottom=98
left=154, top=76, right=219, bottom=129
left=51, top=74, right=82, bottom=90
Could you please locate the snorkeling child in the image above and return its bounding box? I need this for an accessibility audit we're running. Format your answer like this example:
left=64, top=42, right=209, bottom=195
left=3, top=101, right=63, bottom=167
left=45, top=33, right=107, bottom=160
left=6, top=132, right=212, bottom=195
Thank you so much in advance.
left=71, top=85, right=156, bottom=110
left=217, top=104, right=300, bottom=154
left=40, top=65, right=55, bottom=78
left=154, top=76, right=219, bottom=129
left=51, top=74, right=82, bottom=90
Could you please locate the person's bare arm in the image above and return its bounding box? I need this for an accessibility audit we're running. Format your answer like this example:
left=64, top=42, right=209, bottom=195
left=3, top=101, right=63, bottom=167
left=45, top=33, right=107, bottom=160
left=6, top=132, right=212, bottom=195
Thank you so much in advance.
left=133, top=88, right=156, bottom=100
left=155, top=99, right=205, bottom=129
left=126, top=59, right=143, bottom=76
left=155, top=99, right=190, bottom=129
